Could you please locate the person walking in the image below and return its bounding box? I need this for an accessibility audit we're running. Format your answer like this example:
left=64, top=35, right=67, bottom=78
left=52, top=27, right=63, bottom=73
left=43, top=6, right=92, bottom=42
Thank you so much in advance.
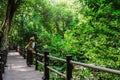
left=25, top=36, right=35, bottom=67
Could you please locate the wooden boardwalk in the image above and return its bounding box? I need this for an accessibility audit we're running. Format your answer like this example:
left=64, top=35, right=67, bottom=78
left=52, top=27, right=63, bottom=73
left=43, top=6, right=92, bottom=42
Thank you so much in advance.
left=3, top=51, right=43, bottom=80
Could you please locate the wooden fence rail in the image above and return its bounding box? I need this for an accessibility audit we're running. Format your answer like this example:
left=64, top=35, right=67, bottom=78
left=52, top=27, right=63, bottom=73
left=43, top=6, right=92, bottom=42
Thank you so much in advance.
left=0, top=49, right=8, bottom=80
left=35, top=51, right=120, bottom=80
left=0, top=53, right=3, bottom=80
left=71, top=61, right=120, bottom=75
left=20, top=48, right=120, bottom=80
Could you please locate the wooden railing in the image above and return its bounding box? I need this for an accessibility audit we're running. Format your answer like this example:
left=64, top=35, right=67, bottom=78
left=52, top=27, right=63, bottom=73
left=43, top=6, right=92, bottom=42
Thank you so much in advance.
left=18, top=47, right=26, bottom=59
left=20, top=49, right=120, bottom=80
left=0, top=53, right=3, bottom=80
left=0, top=49, right=8, bottom=80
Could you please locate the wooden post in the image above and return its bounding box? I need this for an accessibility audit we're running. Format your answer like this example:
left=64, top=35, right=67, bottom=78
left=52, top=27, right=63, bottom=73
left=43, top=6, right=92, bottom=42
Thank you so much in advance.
left=35, top=52, right=38, bottom=70
left=66, top=54, right=72, bottom=80
left=43, top=51, right=49, bottom=80
left=2, top=50, right=6, bottom=73
left=0, top=71, right=2, bottom=80
left=0, top=53, right=3, bottom=80
left=23, top=48, right=26, bottom=59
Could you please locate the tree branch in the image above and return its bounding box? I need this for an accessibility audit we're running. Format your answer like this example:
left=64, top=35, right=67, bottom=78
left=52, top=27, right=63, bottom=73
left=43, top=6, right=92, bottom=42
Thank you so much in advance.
left=1, top=0, right=22, bottom=31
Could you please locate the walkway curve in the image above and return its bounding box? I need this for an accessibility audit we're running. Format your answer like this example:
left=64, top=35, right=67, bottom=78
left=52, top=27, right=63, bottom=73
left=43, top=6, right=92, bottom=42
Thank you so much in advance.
left=3, top=51, right=43, bottom=80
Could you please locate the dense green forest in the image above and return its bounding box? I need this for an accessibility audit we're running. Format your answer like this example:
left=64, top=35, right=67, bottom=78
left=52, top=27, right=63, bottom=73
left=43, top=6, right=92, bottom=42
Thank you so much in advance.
left=0, top=0, right=120, bottom=79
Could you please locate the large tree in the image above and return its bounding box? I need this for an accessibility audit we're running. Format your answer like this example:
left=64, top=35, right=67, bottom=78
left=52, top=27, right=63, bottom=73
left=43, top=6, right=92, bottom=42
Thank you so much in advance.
left=0, top=0, right=22, bottom=50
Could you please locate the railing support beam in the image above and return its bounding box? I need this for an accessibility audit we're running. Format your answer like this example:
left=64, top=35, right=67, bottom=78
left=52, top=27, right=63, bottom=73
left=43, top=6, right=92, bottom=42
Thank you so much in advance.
left=66, top=54, right=72, bottom=80
left=0, top=71, right=2, bottom=80
left=43, top=51, right=49, bottom=80
left=35, top=49, right=39, bottom=70
left=0, top=53, right=3, bottom=80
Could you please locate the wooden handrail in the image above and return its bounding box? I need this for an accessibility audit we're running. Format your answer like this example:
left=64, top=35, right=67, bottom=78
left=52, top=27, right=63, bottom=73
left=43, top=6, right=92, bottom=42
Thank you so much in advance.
left=71, top=60, right=120, bottom=75
left=37, top=61, right=44, bottom=65
left=0, top=53, right=3, bottom=80
left=36, top=53, right=44, bottom=57
left=0, top=49, right=8, bottom=80
left=47, top=55, right=66, bottom=62
left=47, top=66, right=66, bottom=78
left=35, top=52, right=120, bottom=79
left=20, top=48, right=120, bottom=80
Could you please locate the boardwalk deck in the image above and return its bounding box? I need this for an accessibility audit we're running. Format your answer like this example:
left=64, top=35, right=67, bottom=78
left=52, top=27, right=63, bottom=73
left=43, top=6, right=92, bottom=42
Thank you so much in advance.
left=3, top=51, right=43, bottom=80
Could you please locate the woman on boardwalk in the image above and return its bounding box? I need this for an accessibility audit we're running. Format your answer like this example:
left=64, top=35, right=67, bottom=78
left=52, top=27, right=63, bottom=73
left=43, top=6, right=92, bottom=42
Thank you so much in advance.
left=25, top=36, right=35, bottom=67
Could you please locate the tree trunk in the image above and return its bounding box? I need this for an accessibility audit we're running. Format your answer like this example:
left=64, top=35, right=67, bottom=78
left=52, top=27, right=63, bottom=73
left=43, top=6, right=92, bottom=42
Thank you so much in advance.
left=0, top=0, right=21, bottom=50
